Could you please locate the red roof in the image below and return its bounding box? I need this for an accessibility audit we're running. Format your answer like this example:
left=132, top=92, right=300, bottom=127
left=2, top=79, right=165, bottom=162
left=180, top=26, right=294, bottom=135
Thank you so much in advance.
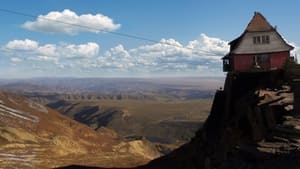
left=245, top=12, right=274, bottom=32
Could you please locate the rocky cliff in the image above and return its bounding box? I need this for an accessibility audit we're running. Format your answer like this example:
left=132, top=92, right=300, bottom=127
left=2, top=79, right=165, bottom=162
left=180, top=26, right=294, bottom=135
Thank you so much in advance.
left=136, top=61, right=300, bottom=169
left=58, top=61, right=300, bottom=169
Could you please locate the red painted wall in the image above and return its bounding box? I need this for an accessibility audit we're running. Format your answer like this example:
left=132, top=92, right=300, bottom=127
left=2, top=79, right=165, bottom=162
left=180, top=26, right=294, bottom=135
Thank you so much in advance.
left=270, top=51, right=290, bottom=69
left=233, top=51, right=289, bottom=72
left=233, top=54, right=254, bottom=71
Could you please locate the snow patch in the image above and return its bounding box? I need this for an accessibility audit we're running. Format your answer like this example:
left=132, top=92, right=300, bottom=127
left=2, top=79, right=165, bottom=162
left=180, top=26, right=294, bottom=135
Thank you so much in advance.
left=0, top=102, right=39, bottom=123
left=28, top=102, right=48, bottom=114
left=0, top=153, right=35, bottom=167
left=0, top=153, right=36, bottom=158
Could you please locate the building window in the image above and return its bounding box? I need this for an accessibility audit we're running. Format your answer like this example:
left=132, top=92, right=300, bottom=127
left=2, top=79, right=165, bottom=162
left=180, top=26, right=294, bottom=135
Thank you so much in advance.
left=223, top=58, right=231, bottom=72
left=253, top=36, right=261, bottom=44
left=223, top=59, right=230, bottom=65
left=253, top=54, right=269, bottom=69
left=253, top=35, right=270, bottom=44
left=262, top=35, right=270, bottom=44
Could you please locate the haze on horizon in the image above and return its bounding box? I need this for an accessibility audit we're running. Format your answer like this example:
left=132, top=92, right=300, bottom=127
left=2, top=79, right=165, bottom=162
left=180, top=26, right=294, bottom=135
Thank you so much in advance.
left=0, top=0, right=299, bottom=78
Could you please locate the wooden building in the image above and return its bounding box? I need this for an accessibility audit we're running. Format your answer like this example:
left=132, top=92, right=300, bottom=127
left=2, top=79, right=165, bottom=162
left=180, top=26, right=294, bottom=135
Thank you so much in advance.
left=223, top=12, right=294, bottom=72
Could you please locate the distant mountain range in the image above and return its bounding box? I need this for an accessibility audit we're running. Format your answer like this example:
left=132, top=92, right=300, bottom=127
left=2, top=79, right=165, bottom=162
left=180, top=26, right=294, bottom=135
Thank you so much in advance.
left=0, top=77, right=224, bottom=101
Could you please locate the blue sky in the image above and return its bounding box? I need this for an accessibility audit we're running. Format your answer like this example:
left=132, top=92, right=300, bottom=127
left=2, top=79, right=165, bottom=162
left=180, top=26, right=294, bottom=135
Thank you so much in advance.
left=0, top=0, right=299, bottom=78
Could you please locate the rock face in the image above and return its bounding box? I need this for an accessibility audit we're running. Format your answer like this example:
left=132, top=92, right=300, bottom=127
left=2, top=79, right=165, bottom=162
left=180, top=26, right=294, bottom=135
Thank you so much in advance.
left=0, top=92, right=161, bottom=169
left=137, top=64, right=300, bottom=169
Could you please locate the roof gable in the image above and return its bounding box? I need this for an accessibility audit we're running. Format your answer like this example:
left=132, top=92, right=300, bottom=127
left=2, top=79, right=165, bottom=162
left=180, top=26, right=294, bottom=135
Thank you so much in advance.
left=246, top=12, right=274, bottom=32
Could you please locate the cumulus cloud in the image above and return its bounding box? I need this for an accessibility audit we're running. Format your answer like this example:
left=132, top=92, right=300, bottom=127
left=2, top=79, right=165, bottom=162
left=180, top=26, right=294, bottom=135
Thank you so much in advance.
left=62, top=42, right=99, bottom=58
left=4, top=39, right=100, bottom=62
left=187, top=34, right=229, bottom=56
left=22, top=9, right=121, bottom=35
left=37, top=44, right=57, bottom=57
left=98, top=44, right=135, bottom=70
left=6, top=39, right=39, bottom=50
left=95, top=34, right=229, bottom=75
left=3, top=34, right=229, bottom=76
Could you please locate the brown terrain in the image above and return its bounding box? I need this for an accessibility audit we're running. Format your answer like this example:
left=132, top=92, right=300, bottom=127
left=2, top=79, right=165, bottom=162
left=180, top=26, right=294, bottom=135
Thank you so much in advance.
left=0, top=77, right=217, bottom=169
left=0, top=78, right=215, bottom=154
left=0, top=92, right=161, bottom=168
left=19, top=94, right=211, bottom=157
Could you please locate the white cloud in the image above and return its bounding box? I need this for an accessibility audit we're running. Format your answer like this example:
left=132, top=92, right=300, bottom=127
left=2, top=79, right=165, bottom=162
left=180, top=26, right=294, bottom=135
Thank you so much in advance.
left=37, top=44, right=57, bottom=57
left=98, top=44, right=134, bottom=70
left=95, top=34, right=229, bottom=74
left=22, top=9, right=121, bottom=35
left=62, top=42, right=99, bottom=58
left=28, top=55, right=58, bottom=63
left=4, top=39, right=100, bottom=62
left=2, top=34, right=229, bottom=76
left=289, top=42, right=299, bottom=59
left=6, top=39, right=39, bottom=50
left=187, top=34, right=228, bottom=56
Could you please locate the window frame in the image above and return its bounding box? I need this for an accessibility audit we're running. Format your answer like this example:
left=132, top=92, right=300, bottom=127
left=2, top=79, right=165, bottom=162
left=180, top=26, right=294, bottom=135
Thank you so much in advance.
left=253, top=35, right=270, bottom=45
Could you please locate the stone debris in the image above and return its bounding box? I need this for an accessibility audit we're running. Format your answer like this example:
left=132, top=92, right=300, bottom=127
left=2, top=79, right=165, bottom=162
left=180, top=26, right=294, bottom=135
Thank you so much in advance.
left=256, top=86, right=294, bottom=111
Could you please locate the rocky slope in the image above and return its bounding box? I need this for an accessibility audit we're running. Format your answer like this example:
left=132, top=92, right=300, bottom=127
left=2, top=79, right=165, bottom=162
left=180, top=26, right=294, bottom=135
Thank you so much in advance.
left=0, top=92, right=161, bottom=168
left=57, top=62, right=300, bottom=169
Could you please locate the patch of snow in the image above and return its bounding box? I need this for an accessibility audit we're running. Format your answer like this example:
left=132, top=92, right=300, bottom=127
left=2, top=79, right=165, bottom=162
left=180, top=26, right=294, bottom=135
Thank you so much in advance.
left=28, top=102, right=48, bottom=114
left=0, top=103, right=39, bottom=123
left=0, top=153, right=35, bottom=158
left=0, top=157, right=31, bottom=162
left=0, top=153, right=35, bottom=167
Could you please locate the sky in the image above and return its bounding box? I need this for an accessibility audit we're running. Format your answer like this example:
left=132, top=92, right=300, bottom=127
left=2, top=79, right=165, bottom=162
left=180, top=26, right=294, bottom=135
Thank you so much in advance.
left=0, top=0, right=299, bottom=78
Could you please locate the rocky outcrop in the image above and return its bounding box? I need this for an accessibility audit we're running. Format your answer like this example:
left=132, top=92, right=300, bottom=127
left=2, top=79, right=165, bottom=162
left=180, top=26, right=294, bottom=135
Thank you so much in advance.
left=138, top=67, right=300, bottom=169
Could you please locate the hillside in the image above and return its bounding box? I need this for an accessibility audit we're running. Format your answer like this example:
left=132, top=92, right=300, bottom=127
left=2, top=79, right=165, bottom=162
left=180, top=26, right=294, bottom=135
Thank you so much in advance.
left=0, top=92, right=161, bottom=168
left=0, top=77, right=215, bottom=149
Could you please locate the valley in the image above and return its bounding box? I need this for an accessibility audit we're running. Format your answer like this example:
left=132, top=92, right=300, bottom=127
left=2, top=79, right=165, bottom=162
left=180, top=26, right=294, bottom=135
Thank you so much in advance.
left=0, top=77, right=218, bottom=168
left=47, top=99, right=211, bottom=145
